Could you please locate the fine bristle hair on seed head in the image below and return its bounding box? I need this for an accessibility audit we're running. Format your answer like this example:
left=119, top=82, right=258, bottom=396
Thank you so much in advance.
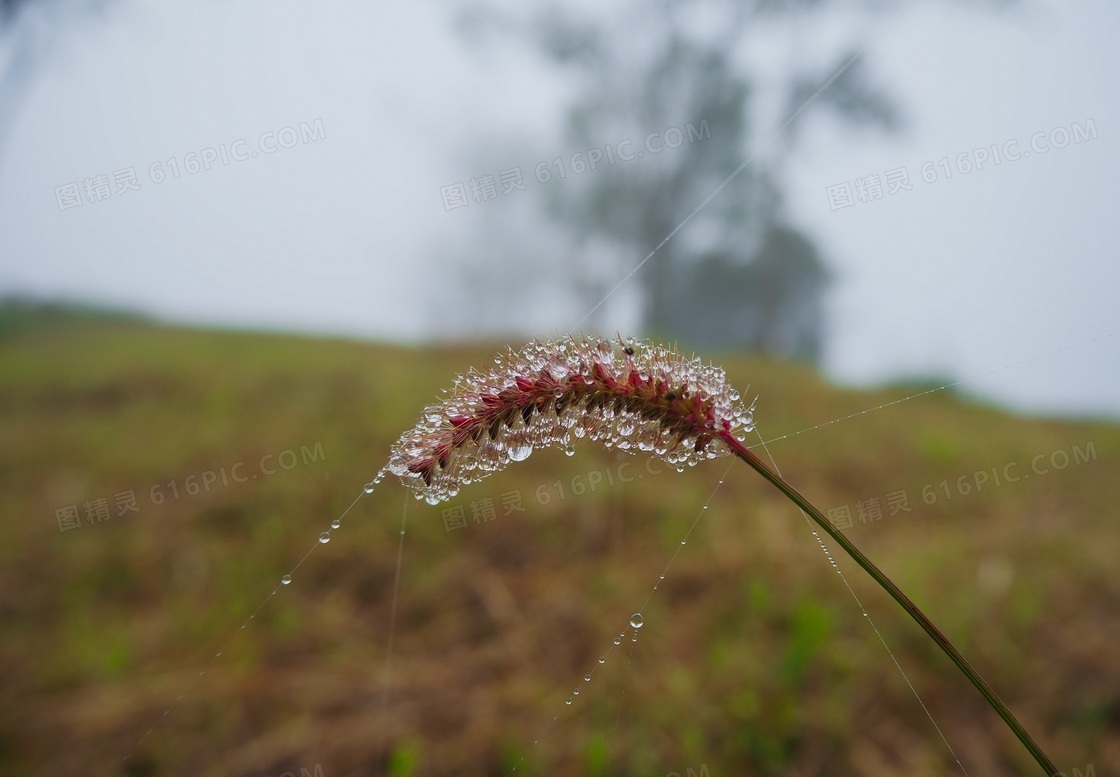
left=387, top=335, right=755, bottom=505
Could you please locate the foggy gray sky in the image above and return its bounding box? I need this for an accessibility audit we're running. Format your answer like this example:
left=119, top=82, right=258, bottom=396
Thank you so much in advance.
left=0, top=0, right=1116, bottom=419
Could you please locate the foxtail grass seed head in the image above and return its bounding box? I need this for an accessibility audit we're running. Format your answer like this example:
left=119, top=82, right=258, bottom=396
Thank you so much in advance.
left=388, top=335, right=754, bottom=504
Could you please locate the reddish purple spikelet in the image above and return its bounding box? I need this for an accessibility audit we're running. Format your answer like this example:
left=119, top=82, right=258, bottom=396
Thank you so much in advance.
left=388, top=335, right=754, bottom=504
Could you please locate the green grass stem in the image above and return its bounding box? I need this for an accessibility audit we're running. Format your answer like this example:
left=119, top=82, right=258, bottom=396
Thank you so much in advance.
left=719, top=431, right=1057, bottom=776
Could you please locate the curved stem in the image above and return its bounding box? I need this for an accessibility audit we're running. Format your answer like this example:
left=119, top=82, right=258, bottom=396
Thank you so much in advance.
left=719, top=431, right=1056, bottom=776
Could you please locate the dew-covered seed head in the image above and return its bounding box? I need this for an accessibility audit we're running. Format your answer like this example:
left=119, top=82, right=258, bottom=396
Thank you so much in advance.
left=387, top=335, right=753, bottom=504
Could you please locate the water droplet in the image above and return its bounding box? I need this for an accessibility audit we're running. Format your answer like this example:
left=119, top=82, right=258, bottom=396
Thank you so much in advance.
left=564, top=447, right=575, bottom=457
left=584, top=674, right=591, bottom=682
left=319, top=532, right=330, bottom=544
left=598, top=656, right=605, bottom=664
left=364, top=482, right=376, bottom=494
left=630, top=613, right=644, bottom=629
left=572, top=688, right=579, bottom=696
left=680, top=540, right=687, bottom=545
left=424, top=494, right=441, bottom=506
left=565, top=698, right=572, bottom=706
left=508, top=443, right=533, bottom=462
left=281, top=574, right=291, bottom=585
left=632, top=633, right=638, bottom=642
left=613, top=637, right=621, bottom=645
left=331, top=519, right=341, bottom=529
left=702, top=505, right=708, bottom=510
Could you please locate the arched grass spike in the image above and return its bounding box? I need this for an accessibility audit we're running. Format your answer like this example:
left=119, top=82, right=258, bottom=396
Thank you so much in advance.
left=388, top=335, right=752, bottom=504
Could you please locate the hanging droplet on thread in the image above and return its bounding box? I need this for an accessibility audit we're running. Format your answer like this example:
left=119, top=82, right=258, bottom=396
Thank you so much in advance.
left=630, top=613, right=644, bottom=629
left=331, top=519, right=341, bottom=530
left=281, top=574, right=292, bottom=585
left=318, top=532, right=330, bottom=544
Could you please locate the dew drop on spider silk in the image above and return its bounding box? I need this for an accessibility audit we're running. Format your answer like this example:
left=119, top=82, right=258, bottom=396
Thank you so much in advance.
left=613, top=637, right=621, bottom=645
left=680, top=540, right=687, bottom=545
left=584, top=674, right=591, bottom=682
left=630, top=613, right=644, bottom=629
left=573, top=688, right=579, bottom=696
left=424, top=494, right=441, bottom=506
left=319, top=532, right=330, bottom=544
left=331, top=519, right=341, bottom=530
left=598, top=656, right=606, bottom=664
left=508, top=443, right=533, bottom=462
left=565, top=698, right=572, bottom=706
left=564, top=446, right=575, bottom=457
left=281, top=574, right=292, bottom=585
left=364, top=482, right=376, bottom=494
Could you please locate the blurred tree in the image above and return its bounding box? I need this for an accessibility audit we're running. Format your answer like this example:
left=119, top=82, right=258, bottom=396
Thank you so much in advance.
left=455, top=0, right=1003, bottom=360
left=0, top=0, right=114, bottom=168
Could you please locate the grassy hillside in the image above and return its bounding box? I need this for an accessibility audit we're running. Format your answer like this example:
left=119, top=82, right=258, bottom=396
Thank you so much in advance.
left=1, top=310, right=1117, bottom=777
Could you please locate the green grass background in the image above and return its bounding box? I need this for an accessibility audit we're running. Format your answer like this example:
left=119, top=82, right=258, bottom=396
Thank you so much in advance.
left=1, top=304, right=1116, bottom=776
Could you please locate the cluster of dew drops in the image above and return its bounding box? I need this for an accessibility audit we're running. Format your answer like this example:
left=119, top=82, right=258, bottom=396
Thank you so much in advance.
left=386, top=336, right=755, bottom=505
